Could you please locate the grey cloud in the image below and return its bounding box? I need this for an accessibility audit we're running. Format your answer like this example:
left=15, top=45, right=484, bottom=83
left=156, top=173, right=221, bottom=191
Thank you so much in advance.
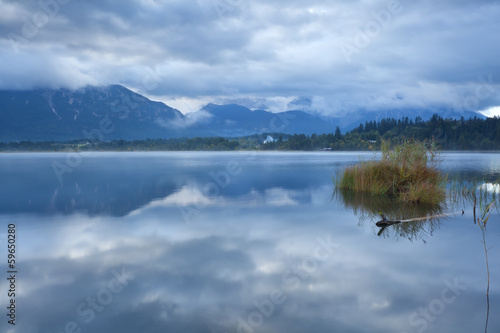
left=1, top=0, right=500, bottom=113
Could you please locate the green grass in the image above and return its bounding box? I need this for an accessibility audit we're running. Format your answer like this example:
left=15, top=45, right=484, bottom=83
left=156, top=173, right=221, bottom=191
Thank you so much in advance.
left=334, top=139, right=446, bottom=205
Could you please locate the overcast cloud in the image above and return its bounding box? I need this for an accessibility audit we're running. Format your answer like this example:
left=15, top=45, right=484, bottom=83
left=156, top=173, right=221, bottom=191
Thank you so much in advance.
left=1, top=0, right=500, bottom=115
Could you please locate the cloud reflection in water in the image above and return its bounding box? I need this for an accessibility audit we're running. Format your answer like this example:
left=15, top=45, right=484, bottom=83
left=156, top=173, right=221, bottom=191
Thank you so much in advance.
left=0, top=152, right=499, bottom=333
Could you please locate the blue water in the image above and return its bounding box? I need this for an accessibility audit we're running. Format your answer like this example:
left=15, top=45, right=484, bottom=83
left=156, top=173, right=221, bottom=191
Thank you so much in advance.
left=0, top=151, right=499, bottom=333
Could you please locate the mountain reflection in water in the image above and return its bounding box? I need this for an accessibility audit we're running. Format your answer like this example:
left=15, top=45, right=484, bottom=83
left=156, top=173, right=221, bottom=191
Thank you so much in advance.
left=0, top=152, right=498, bottom=333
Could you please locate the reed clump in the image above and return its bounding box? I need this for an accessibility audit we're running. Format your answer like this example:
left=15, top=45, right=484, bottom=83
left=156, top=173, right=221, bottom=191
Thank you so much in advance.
left=335, top=140, right=445, bottom=204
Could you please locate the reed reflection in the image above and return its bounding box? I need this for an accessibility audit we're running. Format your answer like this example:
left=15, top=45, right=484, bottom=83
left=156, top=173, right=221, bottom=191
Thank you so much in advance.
left=333, top=188, right=445, bottom=242
left=450, top=181, right=499, bottom=333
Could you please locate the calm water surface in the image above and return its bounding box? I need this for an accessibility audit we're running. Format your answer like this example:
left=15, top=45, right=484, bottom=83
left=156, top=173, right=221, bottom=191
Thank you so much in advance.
left=0, top=151, right=499, bottom=333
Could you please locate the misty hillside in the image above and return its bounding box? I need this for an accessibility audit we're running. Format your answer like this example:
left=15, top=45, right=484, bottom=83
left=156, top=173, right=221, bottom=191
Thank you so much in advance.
left=0, top=85, right=186, bottom=141
left=0, top=85, right=487, bottom=142
left=0, top=86, right=339, bottom=141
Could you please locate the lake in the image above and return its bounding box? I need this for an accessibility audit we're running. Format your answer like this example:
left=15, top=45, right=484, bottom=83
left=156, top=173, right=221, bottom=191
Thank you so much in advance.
left=0, top=151, right=499, bottom=333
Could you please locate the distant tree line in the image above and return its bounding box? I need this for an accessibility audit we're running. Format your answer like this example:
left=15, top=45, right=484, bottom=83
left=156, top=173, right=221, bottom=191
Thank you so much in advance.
left=261, top=114, right=500, bottom=150
left=348, top=114, right=500, bottom=150
left=1, top=114, right=499, bottom=151
left=0, top=137, right=245, bottom=152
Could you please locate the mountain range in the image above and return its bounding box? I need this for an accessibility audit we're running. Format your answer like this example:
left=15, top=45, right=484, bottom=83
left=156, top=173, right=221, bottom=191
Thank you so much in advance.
left=0, top=85, right=485, bottom=142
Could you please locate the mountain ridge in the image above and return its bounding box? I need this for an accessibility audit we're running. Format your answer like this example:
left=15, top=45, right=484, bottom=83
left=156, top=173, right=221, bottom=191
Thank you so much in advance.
left=0, top=85, right=486, bottom=142
left=0, top=84, right=185, bottom=141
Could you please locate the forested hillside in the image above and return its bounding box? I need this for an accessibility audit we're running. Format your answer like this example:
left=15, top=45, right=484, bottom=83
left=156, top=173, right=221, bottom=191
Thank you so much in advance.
left=1, top=114, right=499, bottom=151
left=261, top=114, right=500, bottom=150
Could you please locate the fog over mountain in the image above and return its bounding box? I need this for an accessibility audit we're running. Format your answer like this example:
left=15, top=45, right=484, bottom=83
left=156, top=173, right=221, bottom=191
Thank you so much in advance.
left=0, top=85, right=341, bottom=141
left=0, top=85, right=485, bottom=142
left=1, top=1, right=499, bottom=117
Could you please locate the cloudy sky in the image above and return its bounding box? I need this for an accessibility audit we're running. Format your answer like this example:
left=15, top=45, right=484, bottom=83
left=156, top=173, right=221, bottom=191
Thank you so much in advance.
left=1, top=0, right=500, bottom=116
